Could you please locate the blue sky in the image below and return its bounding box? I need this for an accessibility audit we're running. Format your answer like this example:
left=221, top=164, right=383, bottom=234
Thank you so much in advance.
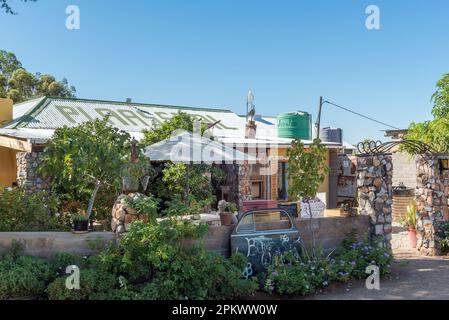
left=1, top=0, right=448, bottom=143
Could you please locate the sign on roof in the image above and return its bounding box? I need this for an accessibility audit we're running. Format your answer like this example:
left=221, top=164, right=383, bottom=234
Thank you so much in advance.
left=10, top=98, right=252, bottom=137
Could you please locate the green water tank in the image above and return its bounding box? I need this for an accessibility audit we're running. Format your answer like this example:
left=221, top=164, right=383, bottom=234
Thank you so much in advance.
left=277, top=111, right=312, bottom=140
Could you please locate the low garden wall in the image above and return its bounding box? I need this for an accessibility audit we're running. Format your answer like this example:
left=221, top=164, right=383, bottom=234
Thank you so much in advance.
left=0, top=232, right=116, bottom=259
left=185, top=215, right=371, bottom=256
left=0, top=216, right=371, bottom=259
left=297, top=215, right=371, bottom=251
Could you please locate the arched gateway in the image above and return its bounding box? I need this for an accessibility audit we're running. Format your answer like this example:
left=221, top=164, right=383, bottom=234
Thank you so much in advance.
left=356, top=140, right=445, bottom=256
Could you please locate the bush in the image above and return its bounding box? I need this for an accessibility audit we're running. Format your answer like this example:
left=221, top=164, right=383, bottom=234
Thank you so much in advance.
left=437, top=222, right=449, bottom=253
left=138, top=247, right=257, bottom=300
left=47, top=268, right=118, bottom=300
left=263, top=236, right=393, bottom=296
left=44, top=219, right=256, bottom=300
left=0, top=243, right=54, bottom=299
left=118, top=219, right=256, bottom=299
left=0, top=187, right=69, bottom=231
left=331, top=236, right=393, bottom=279
left=119, top=219, right=209, bottom=282
left=264, top=249, right=331, bottom=296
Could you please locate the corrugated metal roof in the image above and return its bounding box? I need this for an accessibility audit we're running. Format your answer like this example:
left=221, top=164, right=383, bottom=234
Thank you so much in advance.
left=0, top=97, right=355, bottom=149
left=3, top=97, right=276, bottom=139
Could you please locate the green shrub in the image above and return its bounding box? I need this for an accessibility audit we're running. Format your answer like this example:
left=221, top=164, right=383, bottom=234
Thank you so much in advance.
left=138, top=248, right=257, bottom=300
left=332, top=236, right=393, bottom=279
left=45, top=219, right=256, bottom=300
left=119, top=219, right=256, bottom=299
left=263, top=236, right=393, bottom=296
left=437, top=222, right=449, bottom=252
left=119, top=219, right=209, bottom=282
left=121, top=193, right=158, bottom=223
left=264, top=249, right=331, bottom=296
left=0, top=187, right=69, bottom=231
left=0, top=244, right=54, bottom=299
left=47, top=268, right=118, bottom=300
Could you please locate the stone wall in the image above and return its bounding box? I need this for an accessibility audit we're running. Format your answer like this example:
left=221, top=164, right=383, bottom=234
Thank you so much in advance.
left=216, top=163, right=253, bottom=210
left=237, top=162, right=252, bottom=209
left=357, top=154, right=393, bottom=249
left=16, top=150, right=50, bottom=192
left=415, top=155, right=449, bottom=256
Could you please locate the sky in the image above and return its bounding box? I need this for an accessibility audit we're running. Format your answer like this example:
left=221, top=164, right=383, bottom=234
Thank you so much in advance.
left=1, top=0, right=448, bottom=144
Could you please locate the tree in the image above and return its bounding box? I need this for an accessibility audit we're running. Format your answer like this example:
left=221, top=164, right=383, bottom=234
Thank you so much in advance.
left=431, top=73, right=449, bottom=118
left=40, top=118, right=135, bottom=220
left=140, top=111, right=207, bottom=146
left=405, top=73, right=449, bottom=154
left=0, top=50, right=76, bottom=103
left=1, top=0, right=36, bottom=14
left=287, top=138, right=329, bottom=248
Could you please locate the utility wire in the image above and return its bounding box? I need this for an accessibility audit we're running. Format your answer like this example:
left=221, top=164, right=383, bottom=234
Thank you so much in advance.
left=323, top=100, right=401, bottom=130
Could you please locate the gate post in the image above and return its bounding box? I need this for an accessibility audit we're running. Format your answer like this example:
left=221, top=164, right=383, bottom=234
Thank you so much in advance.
left=415, top=155, right=448, bottom=256
left=357, top=154, right=393, bottom=249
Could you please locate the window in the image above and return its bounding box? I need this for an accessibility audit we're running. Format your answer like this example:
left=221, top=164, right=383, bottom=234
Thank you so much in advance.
left=255, top=210, right=292, bottom=231
left=236, top=213, right=254, bottom=233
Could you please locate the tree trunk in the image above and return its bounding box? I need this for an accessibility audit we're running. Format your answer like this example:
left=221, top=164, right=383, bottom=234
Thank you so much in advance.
left=87, top=180, right=101, bottom=220
left=307, top=199, right=316, bottom=250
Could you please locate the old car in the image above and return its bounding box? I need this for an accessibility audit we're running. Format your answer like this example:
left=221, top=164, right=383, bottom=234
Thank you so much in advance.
left=230, top=208, right=301, bottom=277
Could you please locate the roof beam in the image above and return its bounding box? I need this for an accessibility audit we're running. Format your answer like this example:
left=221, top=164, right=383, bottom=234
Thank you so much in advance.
left=0, top=135, right=33, bottom=152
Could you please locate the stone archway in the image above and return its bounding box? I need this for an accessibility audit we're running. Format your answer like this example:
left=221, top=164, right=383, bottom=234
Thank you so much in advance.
left=355, top=140, right=445, bottom=254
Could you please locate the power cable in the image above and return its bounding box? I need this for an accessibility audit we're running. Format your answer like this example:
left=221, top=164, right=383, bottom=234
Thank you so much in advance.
left=323, top=100, right=401, bottom=130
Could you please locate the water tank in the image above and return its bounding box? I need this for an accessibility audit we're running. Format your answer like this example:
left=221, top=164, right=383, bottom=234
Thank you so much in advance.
left=320, top=127, right=343, bottom=144
left=277, top=111, right=311, bottom=140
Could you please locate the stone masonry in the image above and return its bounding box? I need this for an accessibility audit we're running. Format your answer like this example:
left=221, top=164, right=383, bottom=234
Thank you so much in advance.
left=16, top=151, right=50, bottom=192
left=415, top=155, right=449, bottom=256
left=238, top=162, right=252, bottom=209
left=357, top=154, right=393, bottom=249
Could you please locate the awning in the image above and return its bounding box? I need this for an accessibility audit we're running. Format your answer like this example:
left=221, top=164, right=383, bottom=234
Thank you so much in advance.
left=144, top=131, right=258, bottom=164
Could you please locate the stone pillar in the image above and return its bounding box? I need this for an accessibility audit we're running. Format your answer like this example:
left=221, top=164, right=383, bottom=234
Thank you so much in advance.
left=16, top=151, right=50, bottom=192
left=238, top=162, right=252, bottom=210
left=415, top=155, right=448, bottom=256
left=357, top=154, right=393, bottom=249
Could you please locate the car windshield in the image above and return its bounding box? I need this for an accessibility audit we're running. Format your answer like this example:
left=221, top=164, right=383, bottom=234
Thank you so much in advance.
left=236, top=210, right=293, bottom=233
left=254, top=210, right=292, bottom=231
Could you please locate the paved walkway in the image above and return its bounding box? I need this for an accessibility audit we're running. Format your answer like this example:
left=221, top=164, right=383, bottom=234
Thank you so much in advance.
left=306, top=229, right=449, bottom=300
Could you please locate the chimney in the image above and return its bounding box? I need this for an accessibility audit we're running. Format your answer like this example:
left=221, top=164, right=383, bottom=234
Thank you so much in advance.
left=245, top=120, right=257, bottom=139
left=0, top=98, right=13, bottom=126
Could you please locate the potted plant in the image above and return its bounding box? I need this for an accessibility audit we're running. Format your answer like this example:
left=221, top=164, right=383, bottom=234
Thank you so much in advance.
left=218, top=200, right=237, bottom=226
left=71, top=213, right=89, bottom=234
left=405, top=200, right=418, bottom=248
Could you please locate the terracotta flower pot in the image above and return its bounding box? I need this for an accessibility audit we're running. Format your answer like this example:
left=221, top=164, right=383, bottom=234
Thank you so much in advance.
left=219, top=212, right=234, bottom=226
left=408, top=228, right=417, bottom=248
